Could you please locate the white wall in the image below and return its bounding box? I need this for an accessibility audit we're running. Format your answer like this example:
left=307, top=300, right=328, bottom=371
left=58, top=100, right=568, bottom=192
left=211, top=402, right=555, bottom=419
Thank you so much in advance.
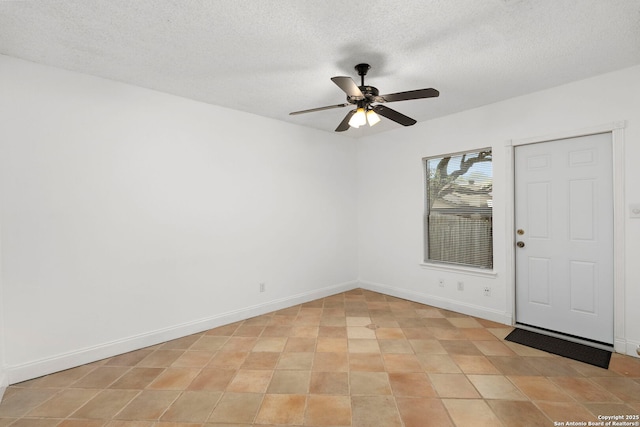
left=0, top=56, right=359, bottom=383
left=0, top=218, right=6, bottom=398
left=357, top=65, right=640, bottom=357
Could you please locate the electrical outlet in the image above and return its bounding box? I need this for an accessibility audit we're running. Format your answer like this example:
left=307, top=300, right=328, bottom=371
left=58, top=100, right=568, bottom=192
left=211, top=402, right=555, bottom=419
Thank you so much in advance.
left=457, top=281, right=464, bottom=291
left=483, top=286, right=491, bottom=297
left=259, top=283, right=266, bottom=292
left=438, top=279, right=445, bottom=287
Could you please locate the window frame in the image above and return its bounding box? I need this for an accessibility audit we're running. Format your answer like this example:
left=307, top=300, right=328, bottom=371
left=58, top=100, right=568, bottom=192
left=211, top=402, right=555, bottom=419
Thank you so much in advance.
left=421, top=148, right=495, bottom=275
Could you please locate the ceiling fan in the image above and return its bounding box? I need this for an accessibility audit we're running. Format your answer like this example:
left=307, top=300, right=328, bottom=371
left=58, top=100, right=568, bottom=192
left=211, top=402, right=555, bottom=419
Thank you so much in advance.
left=290, top=63, right=439, bottom=132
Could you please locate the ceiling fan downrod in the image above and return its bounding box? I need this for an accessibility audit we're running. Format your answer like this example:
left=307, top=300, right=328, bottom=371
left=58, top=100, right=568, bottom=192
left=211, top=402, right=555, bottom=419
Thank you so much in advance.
left=355, top=63, right=370, bottom=87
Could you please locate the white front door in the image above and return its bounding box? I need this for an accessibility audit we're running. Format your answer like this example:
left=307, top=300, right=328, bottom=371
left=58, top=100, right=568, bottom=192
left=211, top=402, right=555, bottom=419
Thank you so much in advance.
left=515, top=132, right=614, bottom=344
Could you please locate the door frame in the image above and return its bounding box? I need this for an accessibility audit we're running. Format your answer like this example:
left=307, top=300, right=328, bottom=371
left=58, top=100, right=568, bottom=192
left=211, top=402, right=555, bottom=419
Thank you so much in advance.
left=505, top=121, right=627, bottom=354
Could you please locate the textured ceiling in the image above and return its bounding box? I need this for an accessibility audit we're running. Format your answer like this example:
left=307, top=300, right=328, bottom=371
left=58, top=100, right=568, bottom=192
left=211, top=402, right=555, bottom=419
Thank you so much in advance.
left=1, top=0, right=640, bottom=137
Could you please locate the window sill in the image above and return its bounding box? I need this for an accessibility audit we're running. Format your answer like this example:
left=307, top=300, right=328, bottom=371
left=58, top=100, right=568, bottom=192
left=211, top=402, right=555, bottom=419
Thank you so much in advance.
left=419, top=262, right=498, bottom=278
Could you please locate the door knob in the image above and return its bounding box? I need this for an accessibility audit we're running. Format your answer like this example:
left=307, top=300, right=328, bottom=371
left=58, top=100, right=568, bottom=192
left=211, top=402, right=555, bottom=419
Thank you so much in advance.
left=516, top=241, right=525, bottom=248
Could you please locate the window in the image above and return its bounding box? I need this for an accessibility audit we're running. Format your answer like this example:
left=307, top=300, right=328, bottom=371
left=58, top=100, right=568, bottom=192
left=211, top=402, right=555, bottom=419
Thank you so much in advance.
left=424, top=149, right=493, bottom=269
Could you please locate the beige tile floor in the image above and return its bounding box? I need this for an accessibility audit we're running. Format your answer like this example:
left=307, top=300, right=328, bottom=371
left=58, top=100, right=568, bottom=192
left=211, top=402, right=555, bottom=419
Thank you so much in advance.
left=1, top=288, right=639, bottom=426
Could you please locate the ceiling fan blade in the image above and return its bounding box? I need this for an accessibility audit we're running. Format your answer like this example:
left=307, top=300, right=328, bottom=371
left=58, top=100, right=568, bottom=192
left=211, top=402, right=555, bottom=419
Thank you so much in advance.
left=331, top=76, right=365, bottom=99
left=335, top=110, right=356, bottom=132
left=372, top=105, right=417, bottom=126
left=290, top=103, right=350, bottom=115
left=380, top=88, right=439, bottom=103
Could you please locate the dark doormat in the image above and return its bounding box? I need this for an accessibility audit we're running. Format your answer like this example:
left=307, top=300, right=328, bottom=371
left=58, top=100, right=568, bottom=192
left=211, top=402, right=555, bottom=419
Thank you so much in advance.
left=505, top=328, right=612, bottom=369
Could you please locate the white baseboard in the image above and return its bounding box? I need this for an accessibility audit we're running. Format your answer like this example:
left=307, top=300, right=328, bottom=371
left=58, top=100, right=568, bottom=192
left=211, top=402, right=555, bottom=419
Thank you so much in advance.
left=623, top=339, right=640, bottom=358
left=0, top=371, right=8, bottom=403
left=359, top=280, right=512, bottom=325
left=7, top=280, right=359, bottom=384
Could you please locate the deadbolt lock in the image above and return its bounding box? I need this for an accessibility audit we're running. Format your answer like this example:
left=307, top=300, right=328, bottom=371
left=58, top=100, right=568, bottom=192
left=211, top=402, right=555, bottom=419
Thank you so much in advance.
left=517, top=229, right=525, bottom=235
left=516, top=241, right=525, bottom=248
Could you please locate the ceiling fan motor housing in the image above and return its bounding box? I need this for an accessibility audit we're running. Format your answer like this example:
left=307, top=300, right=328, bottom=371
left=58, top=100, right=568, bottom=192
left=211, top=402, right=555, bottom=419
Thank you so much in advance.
left=350, top=64, right=381, bottom=104
left=347, top=85, right=379, bottom=104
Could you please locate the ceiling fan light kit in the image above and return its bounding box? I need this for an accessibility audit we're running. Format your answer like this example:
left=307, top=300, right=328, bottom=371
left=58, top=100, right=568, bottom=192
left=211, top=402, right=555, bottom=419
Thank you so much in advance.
left=348, top=107, right=381, bottom=128
left=366, top=108, right=381, bottom=126
left=348, top=107, right=367, bottom=128
left=290, top=63, right=439, bottom=132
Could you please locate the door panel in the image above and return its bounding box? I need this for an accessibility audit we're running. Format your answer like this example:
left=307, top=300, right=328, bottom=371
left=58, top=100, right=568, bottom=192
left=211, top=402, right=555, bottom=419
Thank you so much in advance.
left=528, top=257, right=550, bottom=305
left=515, top=133, right=613, bottom=344
left=569, top=179, right=596, bottom=240
left=570, top=261, right=596, bottom=313
left=527, top=182, right=550, bottom=238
